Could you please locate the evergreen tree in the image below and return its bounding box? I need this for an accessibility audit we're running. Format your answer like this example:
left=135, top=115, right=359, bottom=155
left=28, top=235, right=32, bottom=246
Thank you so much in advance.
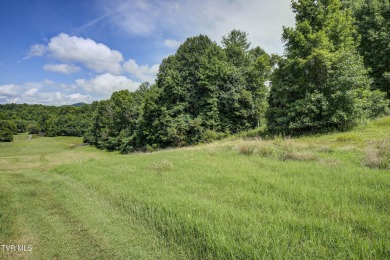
left=267, top=0, right=373, bottom=134
left=354, top=0, right=390, bottom=97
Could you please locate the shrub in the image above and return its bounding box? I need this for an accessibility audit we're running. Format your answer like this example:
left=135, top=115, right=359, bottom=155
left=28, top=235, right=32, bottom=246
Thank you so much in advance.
left=202, top=130, right=219, bottom=142
left=369, top=90, right=390, bottom=118
left=150, top=161, right=173, bottom=175
left=255, top=141, right=276, bottom=157
left=27, top=122, right=40, bottom=135
left=0, top=120, right=16, bottom=142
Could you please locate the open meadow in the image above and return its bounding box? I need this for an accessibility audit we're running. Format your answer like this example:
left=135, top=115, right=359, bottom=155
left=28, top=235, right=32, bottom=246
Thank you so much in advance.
left=1, top=117, right=390, bottom=259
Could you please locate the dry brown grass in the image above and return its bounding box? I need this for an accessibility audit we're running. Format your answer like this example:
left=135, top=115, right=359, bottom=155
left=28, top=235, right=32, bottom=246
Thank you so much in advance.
left=281, top=151, right=318, bottom=161
left=228, top=138, right=318, bottom=162
left=0, top=150, right=105, bottom=172
left=150, top=160, right=174, bottom=175
left=314, top=145, right=335, bottom=153
left=238, top=144, right=255, bottom=156
left=319, top=158, right=341, bottom=167
left=363, top=139, right=390, bottom=169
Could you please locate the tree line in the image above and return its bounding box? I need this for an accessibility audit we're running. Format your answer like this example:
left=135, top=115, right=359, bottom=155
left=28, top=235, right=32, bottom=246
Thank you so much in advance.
left=1, top=0, right=389, bottom=151
left=0, top=103, right=93, bottom=141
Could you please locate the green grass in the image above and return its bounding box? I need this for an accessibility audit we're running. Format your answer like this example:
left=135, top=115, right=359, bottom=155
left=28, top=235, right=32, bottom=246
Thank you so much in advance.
left=1, top=118, right=390, bottom=259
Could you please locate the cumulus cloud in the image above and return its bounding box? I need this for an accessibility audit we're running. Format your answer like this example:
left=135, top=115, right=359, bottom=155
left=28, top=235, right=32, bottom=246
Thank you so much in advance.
left=164, top=39, right=181, bottom=49
left=47, top=33, right=123, bottom=74
left=43, top=63, right=81, bottom=74
left=123, top=59, right=159, bottom=83
left=26, top=34, right=124, bottom=74
left=76, top=73, right=140, bottom=99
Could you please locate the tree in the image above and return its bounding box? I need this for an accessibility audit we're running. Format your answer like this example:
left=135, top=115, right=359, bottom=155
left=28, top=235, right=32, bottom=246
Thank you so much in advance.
left=0, top=120, right=17, bottom=142
left=247, top=47, right=272, bottom=127
left=222, top=29, right=251, bottom=67
left=267, top=0, right=374, bottom=134
left=222, top=29, right=251, bottom=51
left=27, top=122, right=40, bottom=134
left=85, top=100, right=114, bottom=149
left=0, top=103, right=93, bottom=138
left=85, top=31, right=272, bottom=151
left=354, top=0, right=390, bottom=97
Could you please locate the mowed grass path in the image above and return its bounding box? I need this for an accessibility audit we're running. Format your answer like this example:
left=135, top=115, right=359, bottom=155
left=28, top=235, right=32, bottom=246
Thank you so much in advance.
left=1, top=118, right=390, bottom=259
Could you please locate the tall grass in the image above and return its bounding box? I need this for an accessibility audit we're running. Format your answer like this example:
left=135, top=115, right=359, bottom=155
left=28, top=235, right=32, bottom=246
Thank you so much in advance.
left=1, top=117, right=389, bottom=259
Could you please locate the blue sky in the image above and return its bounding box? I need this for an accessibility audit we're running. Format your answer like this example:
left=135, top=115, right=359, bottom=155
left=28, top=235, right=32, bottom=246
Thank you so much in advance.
left=0, top=0, right=294, bottom=105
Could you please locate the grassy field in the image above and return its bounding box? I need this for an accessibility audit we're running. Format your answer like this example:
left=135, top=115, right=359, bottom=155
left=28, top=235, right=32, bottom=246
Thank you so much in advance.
left=1, top=117, right=390, bottom=259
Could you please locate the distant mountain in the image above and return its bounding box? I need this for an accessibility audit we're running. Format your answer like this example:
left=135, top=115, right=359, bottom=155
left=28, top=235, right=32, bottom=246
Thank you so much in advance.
left=71, top=102, right=87, bottom=107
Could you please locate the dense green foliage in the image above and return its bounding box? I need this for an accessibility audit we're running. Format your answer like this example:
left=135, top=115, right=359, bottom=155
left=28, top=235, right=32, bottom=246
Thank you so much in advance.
left=85, top=32, right=272, bottom=152
left=354, top=0, right=390, bottom=97
left=267, top=0, right=386, bottom=135
left=83, top=1, right=387, bottom=151
left=83, top=86, right=147, bottom=152
left=0, top=103, right=93, bottom=139
left=0, top=120, right=17, bottom=142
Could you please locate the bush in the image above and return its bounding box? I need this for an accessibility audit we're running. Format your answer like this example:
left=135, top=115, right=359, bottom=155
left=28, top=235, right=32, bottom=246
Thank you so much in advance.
left=257, top=144, right=276, bottom=157
left=202, top=130, right=219, bottom=142
left=0, top=129, right=13, bottom=142
left=0, top=120, right=16, bottom=142
left=369, top=90, right=390, bottom=118
left=27, top=122, right=40, bottom=134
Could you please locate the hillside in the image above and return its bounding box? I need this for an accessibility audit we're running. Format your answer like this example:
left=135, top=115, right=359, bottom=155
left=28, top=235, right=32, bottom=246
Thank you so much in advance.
left=0, top=117, right=389, bottom=259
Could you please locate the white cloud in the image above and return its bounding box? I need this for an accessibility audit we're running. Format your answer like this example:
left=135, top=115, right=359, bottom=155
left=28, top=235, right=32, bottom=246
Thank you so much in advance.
left=0, top=82, right=92, bottom=105
left=76, top=73, right=140, bottom=99
left=0, top=84, right=20, bottom=96
left=43, top=63, right=81, bottom=74
left=123, top=59, right=159, bottom=83
left=40, top=79, right=78, bottom=91
left=24, top=88, right=39, bottom=96
left=202, top=0, right=295, bottom=54
left=27, top=92, right=93, bottom=105
left=24, top=44, right=47, bottom=59
left=0, top=79, right=94, bottom=105
left=44, top=33, right=123, bottom=74
left=164, top=39, right=181, bottom=49
left=0, top=73, right=143, bottom=105
left=100, top=0, right=157, bottom=36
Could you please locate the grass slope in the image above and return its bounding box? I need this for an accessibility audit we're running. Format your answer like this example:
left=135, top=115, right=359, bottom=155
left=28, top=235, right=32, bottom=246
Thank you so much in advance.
left=1, top=117, right=389, bottom=259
